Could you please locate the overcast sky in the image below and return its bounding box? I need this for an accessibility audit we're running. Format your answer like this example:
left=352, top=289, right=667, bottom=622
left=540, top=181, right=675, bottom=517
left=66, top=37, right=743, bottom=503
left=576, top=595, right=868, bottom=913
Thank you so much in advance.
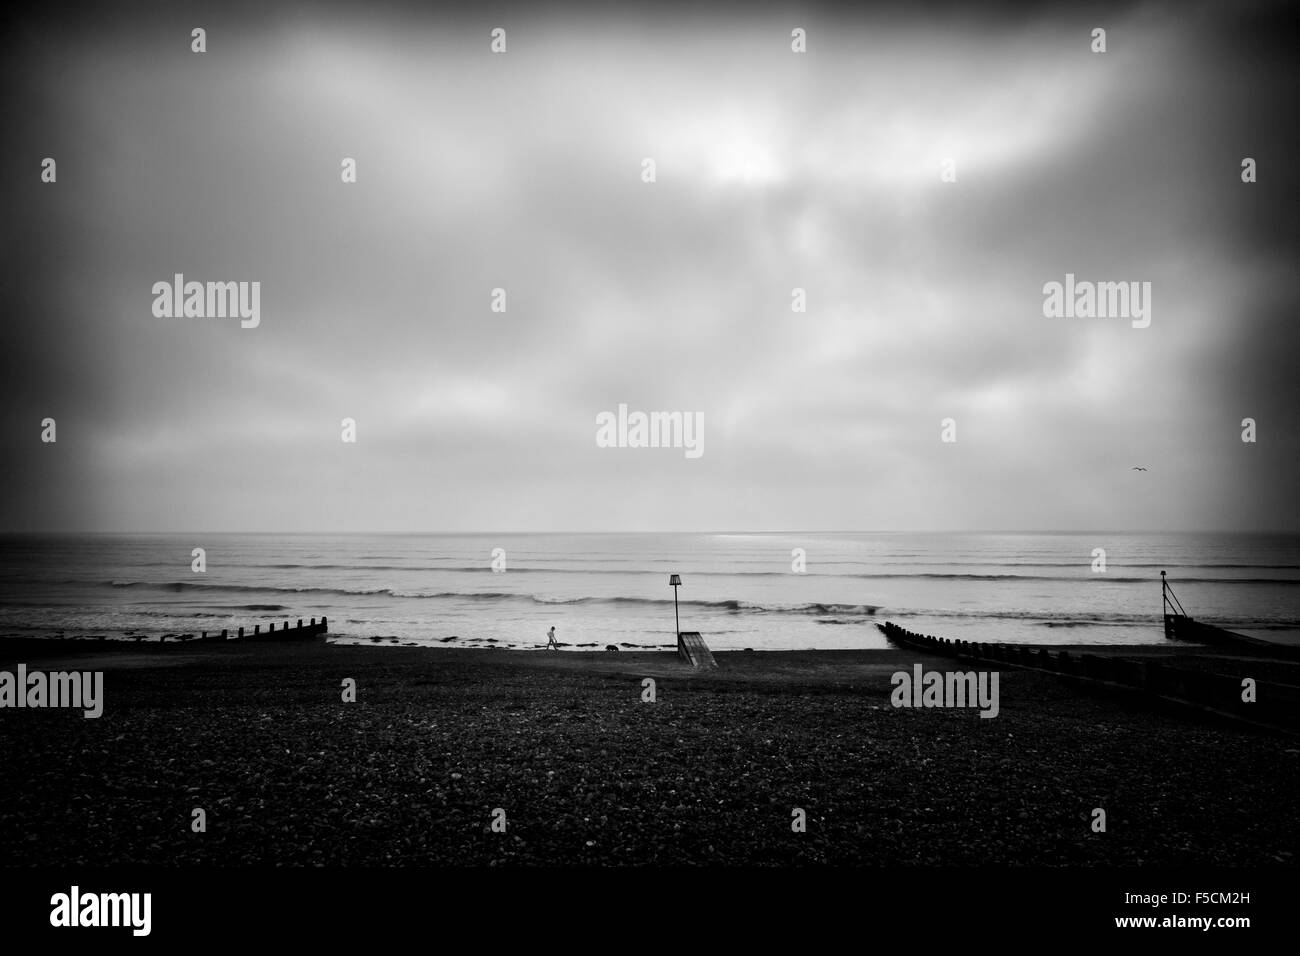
left=3, top=0, right=1296, bottom=533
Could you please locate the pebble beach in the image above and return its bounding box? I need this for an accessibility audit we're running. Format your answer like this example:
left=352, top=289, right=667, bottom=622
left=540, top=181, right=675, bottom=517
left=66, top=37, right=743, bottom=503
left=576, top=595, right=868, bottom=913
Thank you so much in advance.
left=1, top=641, right=1296, bottom=867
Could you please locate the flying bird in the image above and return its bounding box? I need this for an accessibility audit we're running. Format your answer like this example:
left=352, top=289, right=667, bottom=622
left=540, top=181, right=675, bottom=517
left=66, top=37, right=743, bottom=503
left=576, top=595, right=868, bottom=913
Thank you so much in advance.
left=1131, top=466, right=1148, bottom=471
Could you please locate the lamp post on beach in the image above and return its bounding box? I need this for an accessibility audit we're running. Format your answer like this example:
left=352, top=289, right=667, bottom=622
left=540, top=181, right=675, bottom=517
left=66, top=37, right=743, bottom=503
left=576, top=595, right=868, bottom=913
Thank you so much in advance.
left=669, top=574, right=682, bottom=637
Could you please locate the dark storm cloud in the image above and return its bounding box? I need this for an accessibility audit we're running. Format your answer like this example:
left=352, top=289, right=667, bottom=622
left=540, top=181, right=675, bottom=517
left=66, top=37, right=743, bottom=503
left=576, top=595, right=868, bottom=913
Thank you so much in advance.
left=1, top=0, right=1295, bottom=532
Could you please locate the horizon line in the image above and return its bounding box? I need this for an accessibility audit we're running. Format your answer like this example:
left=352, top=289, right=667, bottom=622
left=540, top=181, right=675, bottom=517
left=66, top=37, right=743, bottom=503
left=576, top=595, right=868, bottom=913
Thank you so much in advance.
left=1, top=529, right=1295, bottom=537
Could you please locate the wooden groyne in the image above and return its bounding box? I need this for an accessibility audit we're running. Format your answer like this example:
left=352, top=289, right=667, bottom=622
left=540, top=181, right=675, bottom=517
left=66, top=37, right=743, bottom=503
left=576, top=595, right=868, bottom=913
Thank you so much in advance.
left=1161, top=570, right=1299, bottom=658
left=879, top=621, right=1300, bottom=735
left=199, top=617, right=329, bottom=643
left=0, top=616, right=329, bottom=650
left=1162, top=614, right=1295, bottom=654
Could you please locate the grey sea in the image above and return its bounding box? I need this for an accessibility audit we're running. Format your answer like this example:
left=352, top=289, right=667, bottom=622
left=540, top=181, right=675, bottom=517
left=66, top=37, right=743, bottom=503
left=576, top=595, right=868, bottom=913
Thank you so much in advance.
left=1, top=532, right=1297, bottom=651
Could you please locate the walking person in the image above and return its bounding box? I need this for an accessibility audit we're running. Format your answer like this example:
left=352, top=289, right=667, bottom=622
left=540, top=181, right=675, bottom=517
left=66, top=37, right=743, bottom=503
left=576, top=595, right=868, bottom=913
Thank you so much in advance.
left=545, top=625, right=560, bottom=650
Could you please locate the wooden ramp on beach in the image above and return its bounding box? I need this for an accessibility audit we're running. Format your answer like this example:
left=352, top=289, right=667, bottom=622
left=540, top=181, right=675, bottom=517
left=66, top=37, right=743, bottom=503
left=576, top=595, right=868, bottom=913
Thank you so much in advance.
left=677, top=631, right=716, bottom=668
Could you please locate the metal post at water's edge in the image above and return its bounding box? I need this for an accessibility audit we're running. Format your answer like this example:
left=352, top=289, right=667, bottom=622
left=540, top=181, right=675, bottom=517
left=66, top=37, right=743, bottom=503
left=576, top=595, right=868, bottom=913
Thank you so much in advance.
left=1162, top=570, right=1190, bottom=640
left=1162, top=570, right=1174, bottom=639
left=669, top=574, right=682, bottom=637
